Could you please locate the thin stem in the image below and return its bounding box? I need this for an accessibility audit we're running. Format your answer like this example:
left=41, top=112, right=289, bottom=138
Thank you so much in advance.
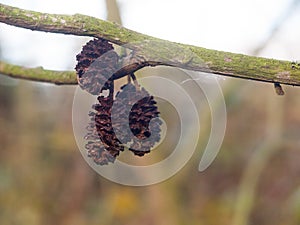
left=0, top=61, right=77, bottom=85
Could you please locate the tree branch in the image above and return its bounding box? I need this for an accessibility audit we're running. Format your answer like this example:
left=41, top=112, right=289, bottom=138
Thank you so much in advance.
left=0, top=61, right=77, bottom=85
left=1, top=3, right=300, bottom=86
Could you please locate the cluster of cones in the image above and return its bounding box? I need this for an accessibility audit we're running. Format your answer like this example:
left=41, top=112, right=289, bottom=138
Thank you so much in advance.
left=75, top=38, right=162, bottom=165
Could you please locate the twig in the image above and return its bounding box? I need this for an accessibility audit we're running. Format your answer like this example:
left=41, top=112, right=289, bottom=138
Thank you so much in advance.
left=1, top=3, right=300, bottom=86
left=0, top=61, right=77, bottom=84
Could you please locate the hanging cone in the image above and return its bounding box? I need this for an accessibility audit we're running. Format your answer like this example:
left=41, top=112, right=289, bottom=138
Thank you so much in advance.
left=84, top=86, right=124, bottom=165
left=76, top=39, right=162, bottom=165
left=75, top=38, right=119, bottom=95
left=113, top=83, right=162, bottom=156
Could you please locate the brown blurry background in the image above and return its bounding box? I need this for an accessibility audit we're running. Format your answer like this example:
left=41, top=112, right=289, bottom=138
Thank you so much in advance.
left=0, top=0, right=300, bottom=225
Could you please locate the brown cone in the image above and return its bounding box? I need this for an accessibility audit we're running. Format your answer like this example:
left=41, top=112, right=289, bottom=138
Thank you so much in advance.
left=75, top=38, right=119, bottom=95
left=84, top=86, right=124, bottom=165
left=113, top=83, right=162, bottom=156
left=77, top=39, right=162, bottom=164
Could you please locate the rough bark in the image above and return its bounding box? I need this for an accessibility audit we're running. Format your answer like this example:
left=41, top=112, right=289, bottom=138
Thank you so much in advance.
left=0, top=3, right=300, bottom=86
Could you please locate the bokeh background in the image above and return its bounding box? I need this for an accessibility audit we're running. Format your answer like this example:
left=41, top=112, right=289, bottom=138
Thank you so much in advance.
left=1, top=0, right=300, bottom=224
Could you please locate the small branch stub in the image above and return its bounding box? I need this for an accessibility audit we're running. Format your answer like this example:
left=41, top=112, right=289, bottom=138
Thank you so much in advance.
left=274, top=82, right=285, bottom=96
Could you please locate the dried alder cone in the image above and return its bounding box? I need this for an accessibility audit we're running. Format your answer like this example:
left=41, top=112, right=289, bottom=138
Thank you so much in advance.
left=75, top=38, right=162, bottom=165
left=84, top=87, right=124, bottom=165
left=75, top=38, right=119, bottom=95
left=113, top=83, right=162, bottom=156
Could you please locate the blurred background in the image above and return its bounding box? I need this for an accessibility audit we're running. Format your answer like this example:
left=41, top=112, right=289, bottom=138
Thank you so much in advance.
left=0, top=0, right=300, bottom=224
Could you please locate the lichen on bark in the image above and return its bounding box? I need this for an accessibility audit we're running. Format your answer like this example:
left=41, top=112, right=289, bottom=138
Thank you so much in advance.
left=0, top=3, right=300, bottom=86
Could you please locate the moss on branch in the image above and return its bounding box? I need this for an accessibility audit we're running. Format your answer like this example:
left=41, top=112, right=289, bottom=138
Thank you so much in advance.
left=0, top=3, right=300, bottom=86
left=0, top=61, right=77, bottom=84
